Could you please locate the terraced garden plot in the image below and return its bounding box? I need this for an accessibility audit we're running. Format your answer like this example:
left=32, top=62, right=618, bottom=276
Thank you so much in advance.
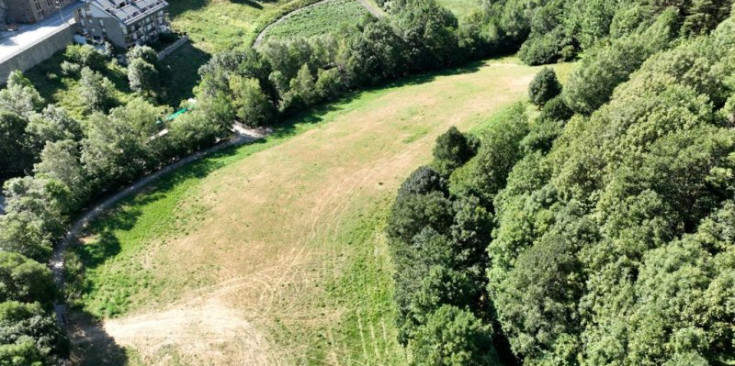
left=262, top=0, right=372, bottom=42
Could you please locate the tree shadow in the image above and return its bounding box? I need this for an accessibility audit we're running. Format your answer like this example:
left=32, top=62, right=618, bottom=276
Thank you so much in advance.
left=268, top=59, right=487, bottom=138
left=231, top=0, right=264, bottom=9
left=68, top=310, right=129, bottom=366
left=167, top=0, right=207, bottom=19
left=160, top=41, right=212, bottom=107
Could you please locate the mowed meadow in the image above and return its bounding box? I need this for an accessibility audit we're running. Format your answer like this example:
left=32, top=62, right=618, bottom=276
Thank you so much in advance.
left=68, top=59, right=575, bottom=365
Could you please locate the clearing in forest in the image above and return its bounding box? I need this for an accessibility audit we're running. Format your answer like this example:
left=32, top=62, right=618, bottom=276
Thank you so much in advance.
left=69, top=58, right=575, bottom=365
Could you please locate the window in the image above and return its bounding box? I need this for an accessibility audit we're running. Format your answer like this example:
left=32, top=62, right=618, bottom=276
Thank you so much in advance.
left=99, top=19, right=103, bottom=26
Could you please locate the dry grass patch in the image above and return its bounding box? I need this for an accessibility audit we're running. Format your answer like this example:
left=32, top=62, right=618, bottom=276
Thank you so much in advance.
left=70, top=59, right=576, bottom=365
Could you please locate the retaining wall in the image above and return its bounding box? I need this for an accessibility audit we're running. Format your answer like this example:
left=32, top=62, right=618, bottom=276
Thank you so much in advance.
left=0, top=24, right=77, bottom=83
left=157, top=35, right=189, bottom=61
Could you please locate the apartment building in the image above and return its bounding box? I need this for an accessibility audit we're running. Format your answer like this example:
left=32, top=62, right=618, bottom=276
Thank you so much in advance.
left=74, top=0, right=169, bottom=48
left=5, top=0, right=77, bottom=23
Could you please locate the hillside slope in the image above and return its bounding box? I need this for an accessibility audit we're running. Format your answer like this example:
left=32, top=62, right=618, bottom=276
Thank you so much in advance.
left=70, top=59, right=573, bottom=365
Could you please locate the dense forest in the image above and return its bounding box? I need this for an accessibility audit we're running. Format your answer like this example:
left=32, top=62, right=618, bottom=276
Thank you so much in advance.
left=386, top=0, right=735, bottom=365
left=1, top=0, right=734, bottom=363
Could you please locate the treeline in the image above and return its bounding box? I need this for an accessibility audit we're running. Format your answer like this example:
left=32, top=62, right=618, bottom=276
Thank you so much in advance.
left=0, top=64, right=230, bottom=362
left=387, top=3, right=735, bottom=366
left=483, top=0, right=734, bottom=65
left=194, top=0, right=735, bottom=126
left=193, top=0, right=497, bottom=124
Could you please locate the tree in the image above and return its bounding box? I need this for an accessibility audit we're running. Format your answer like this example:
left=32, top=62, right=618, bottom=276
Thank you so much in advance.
left=0, top=301, right=68, bottom=364
left=0, top=71, right=44, bottom=117
left=410, top=305, right=497, bottom=366
left=0, top=111, right=32, bottom=178
left=398, top=166, right=447, bottom=197
left=78, top=67, right=115, bottom=113
left=386, top=191, right=454, bottom=244
left=34, top=140, right=87, bottom=205
left=81, top=112, right=150, bottom=190
left=167, top=110, right=221, bottom=154
left=529, top=67, right=561, bottom=107
left=287, top=64, right=318, bottom=109
left=127, top=58, right=160, bottom=97
left=0, top=252, right=55, bottom=304
left=229, top=76, right=275, bottom=126
left=539, top=96, right=573, bottom=122
left=108, top=98, right=167, bottom=139
left=126, top=45, right=159, bottom=67
left=449, top=105, right=529, bottom=203
left=432, top=127, right=478, bottom=176
left=681, top=0, right=732, bottom=37
left=64, top=44, right=106, bottom=71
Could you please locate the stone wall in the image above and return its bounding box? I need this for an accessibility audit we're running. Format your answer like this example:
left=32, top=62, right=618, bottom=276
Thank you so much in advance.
left=157, top=35, right=189, bottom=61
left=0, top=24, right=77, bottom=84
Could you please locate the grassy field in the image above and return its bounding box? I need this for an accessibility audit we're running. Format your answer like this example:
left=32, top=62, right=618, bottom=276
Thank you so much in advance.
left=436, top=0, right=482, bottom=19
left=168, top=0, right=324, bottom=52
left=67, top=58, right=576, bottom=365
left=262, top=0, right=372, bottom=42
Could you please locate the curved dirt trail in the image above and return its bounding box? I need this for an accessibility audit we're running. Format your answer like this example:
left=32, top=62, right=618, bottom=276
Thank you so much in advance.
left=50, top=127, right=269, bottom=330
left=68, top=61, right=548, bottom=365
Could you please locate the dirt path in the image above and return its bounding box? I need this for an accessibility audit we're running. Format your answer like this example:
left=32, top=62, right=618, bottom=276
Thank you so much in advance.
left=62, top=60, right=558, bottom=365
left=253, top=0, right=385, bottom=47
left=49, top=126, right=270, bottom=331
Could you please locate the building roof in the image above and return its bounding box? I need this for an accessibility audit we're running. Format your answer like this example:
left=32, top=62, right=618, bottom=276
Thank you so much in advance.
left=90, top=0, right=167, bottom=25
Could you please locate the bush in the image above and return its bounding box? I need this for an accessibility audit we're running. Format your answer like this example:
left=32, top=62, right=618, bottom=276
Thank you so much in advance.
left=529, top=67, right=562, bottom=107
left=432, top=127, right=478, bottom=176
left=64, top=44, right=106, bottom=71
left=410, top=305, right=497, bottom=366
left=519, top=29, right=572, bottom=66
left=540, top=95, right=573, bottom=122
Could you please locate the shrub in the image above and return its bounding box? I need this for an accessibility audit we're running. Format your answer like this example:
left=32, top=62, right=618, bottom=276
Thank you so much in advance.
left=410, top=305, right=497, bottom=366
left=540, top=95, right=574, bottom=122
left=64, top=44, right=106, bottom=71
left=529, top=67, right=562, bottom=107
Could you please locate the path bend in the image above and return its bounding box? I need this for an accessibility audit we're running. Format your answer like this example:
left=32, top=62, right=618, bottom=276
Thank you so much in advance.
left=50, top=126, right=269, bottom=328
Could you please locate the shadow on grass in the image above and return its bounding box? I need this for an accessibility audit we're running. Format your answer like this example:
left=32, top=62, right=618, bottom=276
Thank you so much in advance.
left=71, top=55, right=489, bottom=275
left=68, top=310, right=128, bottom=366
left=269, top=59, right=485, bottom=137
left=159, top=42, right=212, bottom=107
left=63, top=58, right=490, bottom=364
left=231, top=0, right=264, bottom=9
left=168, top=0, right=266, bottom=18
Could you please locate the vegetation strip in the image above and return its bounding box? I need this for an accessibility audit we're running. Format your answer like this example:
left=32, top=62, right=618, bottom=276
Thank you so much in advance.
left=50, top=127, right=267, bottom=330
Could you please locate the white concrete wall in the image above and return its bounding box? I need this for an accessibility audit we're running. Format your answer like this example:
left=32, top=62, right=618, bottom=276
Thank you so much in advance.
left=0, top=24, right=78, bottom=84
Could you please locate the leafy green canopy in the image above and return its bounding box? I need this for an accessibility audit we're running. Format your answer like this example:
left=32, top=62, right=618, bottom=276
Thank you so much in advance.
left=388, top=5, right=735, bottom=365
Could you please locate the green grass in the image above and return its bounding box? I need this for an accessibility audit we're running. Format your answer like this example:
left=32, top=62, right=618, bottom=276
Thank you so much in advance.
left=158, top=41, right=212, bottom=106
left=436, top=0, right=482, bottom=19
left=262, top=0, right=372, bottom=42
left=168, top=0, right=325, bottom=52
left=67, top=115, right=325, bottom=318
left=66, top=58, right=556, bottom=365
